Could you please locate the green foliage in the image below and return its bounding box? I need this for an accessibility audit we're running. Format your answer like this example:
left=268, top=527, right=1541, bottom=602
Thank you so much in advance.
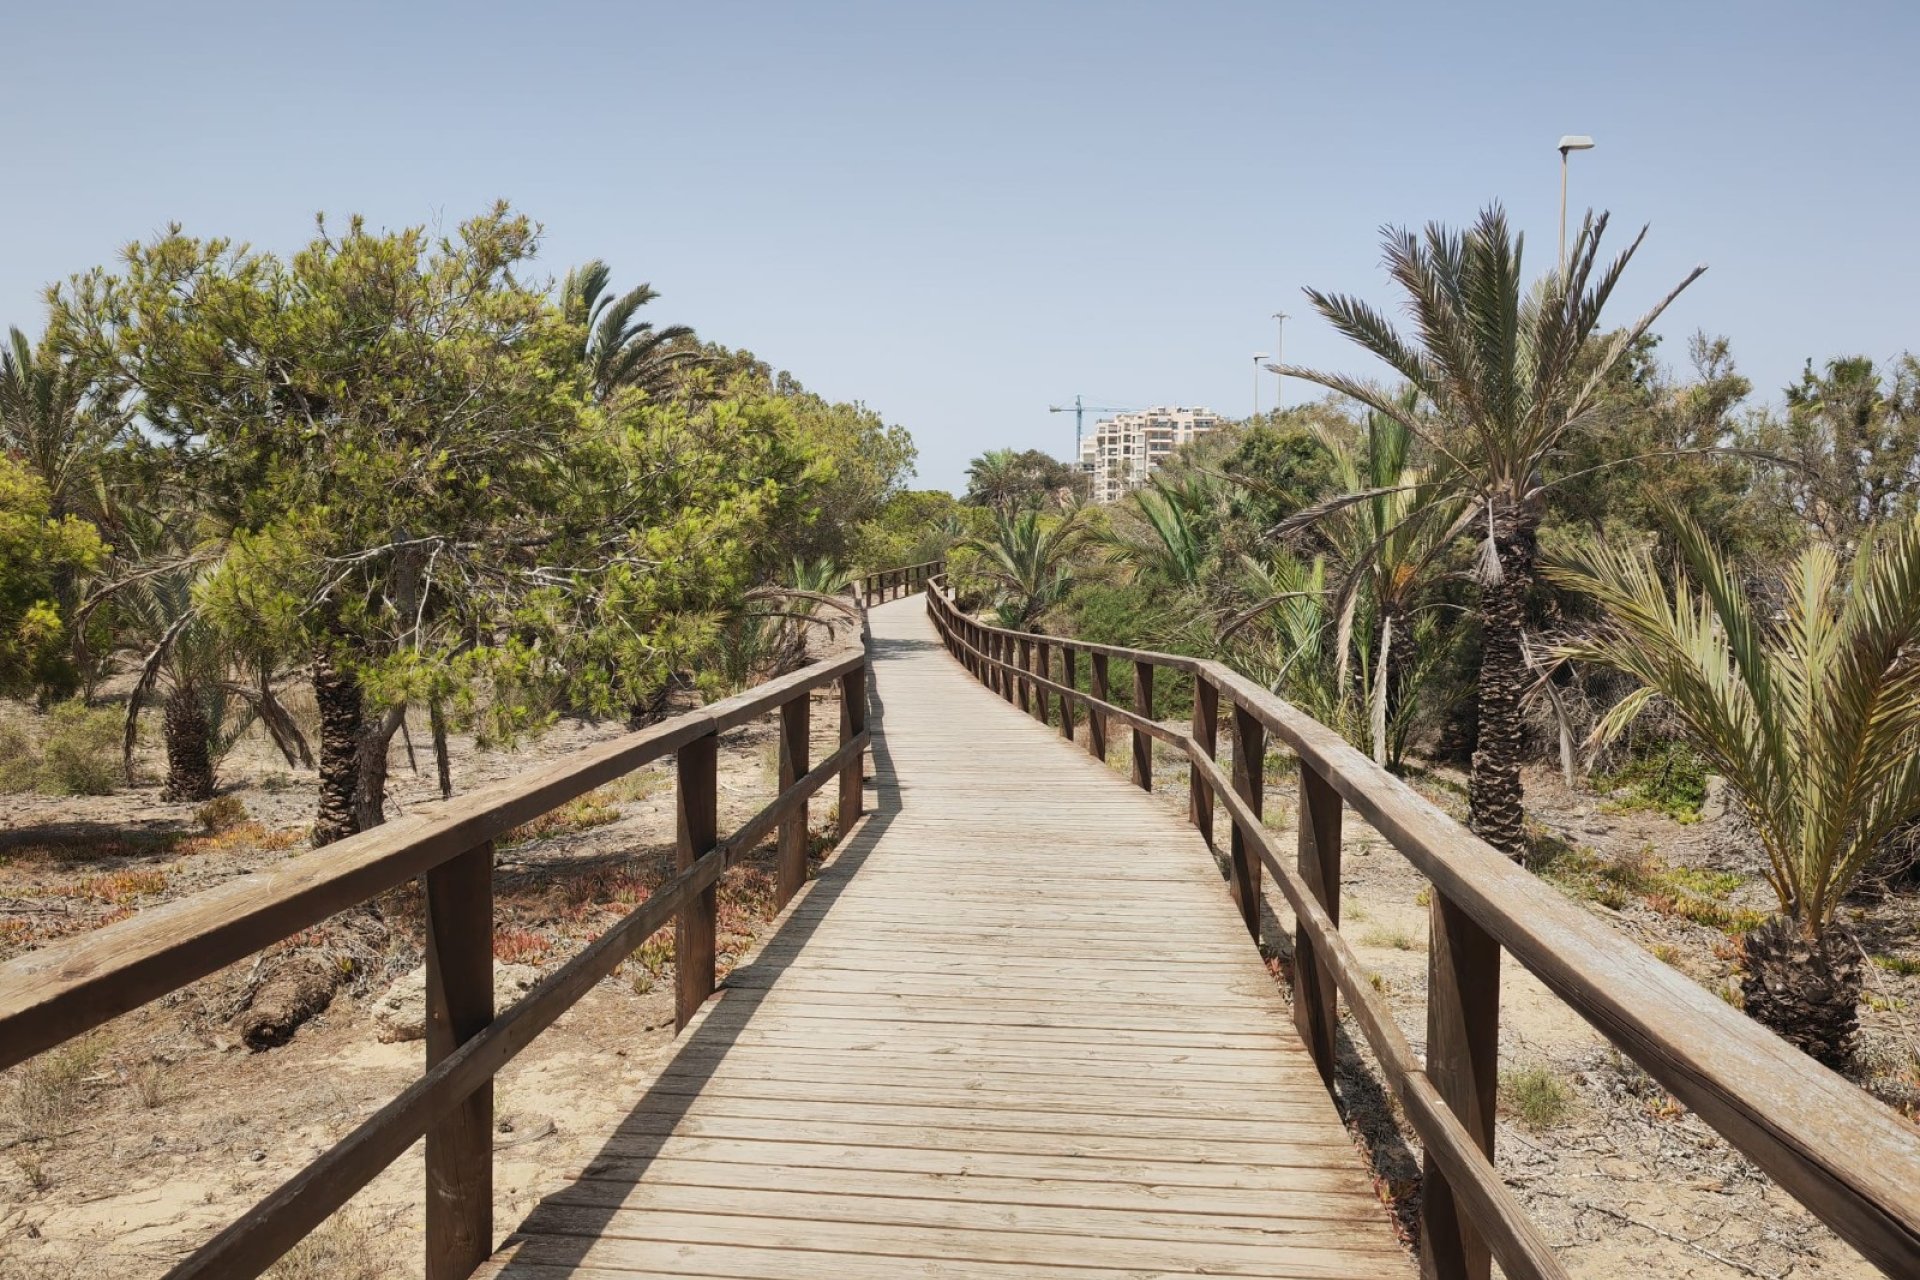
left=1500, top=1064, right=1573, bottom=1129
left=6, top=700, right=123, bottom=795
left=1549, top=507, right=1920, bottom=934
left=852, top=489, right=965, bottom=572
left=963, top=448, right=1084, bottom=512
left=1747, top=353, right=1920, bottom=556
left=958, top=506, right=1090, bottom=631
left=0, top=456, right=106, bottom=699
left=1594, top=740, right=1710, bottom=822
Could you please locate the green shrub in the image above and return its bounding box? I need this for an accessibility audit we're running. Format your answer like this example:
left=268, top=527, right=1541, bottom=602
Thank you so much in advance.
left=35, top=701, right=121, bottom=795
left=1594, top=741, right=1709, bottom=822
left=1499, top=1064, right=1573, bottom=1129
left=0, top=717, right=36, bottom=792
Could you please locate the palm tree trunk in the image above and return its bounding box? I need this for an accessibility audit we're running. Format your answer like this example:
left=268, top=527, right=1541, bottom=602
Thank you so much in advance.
left=1369, top=616, right=1393, bottom=767
left=353, top=705, right=407, bottom=833
left=1468, top=501, right=1536, bottom=859
left=1740, top=915, right=1861, bottom=1068
left=312, top=648, right=363, bottom=847
left=161, top=685, right=216, bottom=802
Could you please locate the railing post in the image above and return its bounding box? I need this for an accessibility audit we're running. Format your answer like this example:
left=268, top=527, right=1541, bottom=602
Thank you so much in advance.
left=1189, top=676, right=1218, bottom=845
left=1088, top=653, right=1109, bottom=762
left=1228, top=703, right=1264, bottom=942
left=675, top=734, right=719, bottom=1031
left=1420, top=892, right=1501, bottom=1280
left=838, top=662, right=868, bottom=838
left=424, top=839, right=493, bottom=1280
left=1295, top=762, right=1343, bottom=1084
left=1058, top=647, right=1076, bottom=741
left=1031, top=640, right=1050, bottom=724
left=1131, top=661, right=1153, bottom=791
left=1017, top=638, right=1033, bottom=713
left=776, top=692, right=810, bottom=908
left=998, top=635, right=1015, bottom=704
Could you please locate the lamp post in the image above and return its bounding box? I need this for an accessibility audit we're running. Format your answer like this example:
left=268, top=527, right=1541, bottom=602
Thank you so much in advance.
left=1557, top=134, right=1594, bottom=275
left=1271, top=312, right=1288, bottom=410
left=1251, top=353, right=1269, bottom=420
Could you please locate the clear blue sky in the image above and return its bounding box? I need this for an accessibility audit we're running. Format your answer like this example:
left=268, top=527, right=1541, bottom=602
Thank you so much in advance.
left=5, top=1, right=1914, bottom=493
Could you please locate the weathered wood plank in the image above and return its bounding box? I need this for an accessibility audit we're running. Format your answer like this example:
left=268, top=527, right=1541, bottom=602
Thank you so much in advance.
left=485, top=597, right=1410, bottom=1279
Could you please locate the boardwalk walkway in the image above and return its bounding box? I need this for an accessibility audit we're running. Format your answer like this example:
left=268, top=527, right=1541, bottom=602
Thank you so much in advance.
left=481, top=597, right=1410, bottom=1279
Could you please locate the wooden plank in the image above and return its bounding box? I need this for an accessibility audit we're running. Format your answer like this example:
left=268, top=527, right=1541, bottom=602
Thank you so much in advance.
left=776, top=692, right=809, bottom=907
left=675, top=733, right=719, bottom=1030
left=1228, top=701, right=1264, bottom=941
left=479, top=597, right=1409, bottom=1280
left=1191, top=660, right=1920, bottom=1274
left=1087, top=651, right=1109, bottom=761
left=1293, top=762, right=1342, bottom=1085
left=1131, top=659, right=1153, bottom=790
left=1420, top=891, right=1500, bottom=1280
left=1059, top=646, right=1076, bottom=740
left=837, top=663, right=867, bottom=838
left=424, top=840, right=494, bottom=1280
left=1190, top=674, right=1218, bottom=845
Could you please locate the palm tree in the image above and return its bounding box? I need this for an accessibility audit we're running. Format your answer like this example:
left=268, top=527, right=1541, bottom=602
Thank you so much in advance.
left=94, top=516, right=310, bottom=801
left=560, top=261, right=697, bottom=402
left=1545, top=510, right=1920, bottom=1067
left=1281, top=392, right=1468, bottom=766
left=0, top=326, right=112, bottom=522
left=1281, top=205, right=1704, bottom=857
left=1106, top=473, right=1218, bottom=589
left=960, top=507, right=1088, bottom=630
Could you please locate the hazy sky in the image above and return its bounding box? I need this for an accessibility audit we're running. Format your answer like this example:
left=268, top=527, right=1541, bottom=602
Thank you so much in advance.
left=5, top=1, right=1914, bottom=492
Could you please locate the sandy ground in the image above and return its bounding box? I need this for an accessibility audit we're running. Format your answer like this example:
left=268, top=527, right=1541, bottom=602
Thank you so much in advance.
left=1, top=684, right=856, bottom=1280
left=1113, top=725, right=1919, bottom=1280
left=4, top=660, right=1918, bottom=1279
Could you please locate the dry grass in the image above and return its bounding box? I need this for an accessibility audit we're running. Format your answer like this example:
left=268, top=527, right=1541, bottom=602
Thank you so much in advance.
left=594, top=769, right=669, bottom=804
left=262, top=1212, right=393, bottom=1280
left=501, top=795, right=621, bottom=847
left=1500, top=1064, right=1574, bottom=1129
left=1360, top=923, right=1419, bottom=952
left=8, top=1038, right=108, bottom=1141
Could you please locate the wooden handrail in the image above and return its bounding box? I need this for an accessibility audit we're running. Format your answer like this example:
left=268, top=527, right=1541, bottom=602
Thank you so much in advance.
left=925, top=578, right=1920, bottom=1279
left=858, top=558, right=944, bottom=607
left=0, top=585, right=895, bottom=1280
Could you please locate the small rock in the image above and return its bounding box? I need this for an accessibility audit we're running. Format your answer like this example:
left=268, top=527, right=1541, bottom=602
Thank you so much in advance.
left=249, top=1149, right=266, bottom=1163
left=371, top=962, right=543, bottom=1043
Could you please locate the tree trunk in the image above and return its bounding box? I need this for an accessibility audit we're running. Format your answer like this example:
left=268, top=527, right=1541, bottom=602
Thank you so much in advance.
left=312, top=648, right=364, bottom=847
left=1468, top=500, right=1535, bottom=860
left=354, top=705, right=407, bottom=833
left=429, top=698, right=453, bottom=799
left=1741, top=915, right=1861, bottom=1069
left=161, top=685, right=216, bottom=802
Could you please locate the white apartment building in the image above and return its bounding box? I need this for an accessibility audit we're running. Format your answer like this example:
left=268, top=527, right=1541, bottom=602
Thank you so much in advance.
left=1078, top=406, right=1224, bottom=503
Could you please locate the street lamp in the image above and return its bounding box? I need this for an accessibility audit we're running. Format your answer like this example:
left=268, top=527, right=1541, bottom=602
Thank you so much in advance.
left=1251, top=353, right=1269, bottom=419
left=1270, top=312, right=1289, bottom=409
left=1557, top=134, right=1594, bottom=275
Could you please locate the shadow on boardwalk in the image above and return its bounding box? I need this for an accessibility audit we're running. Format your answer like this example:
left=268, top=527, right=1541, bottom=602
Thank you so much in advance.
left=483, top=644, right=908, bottom=1273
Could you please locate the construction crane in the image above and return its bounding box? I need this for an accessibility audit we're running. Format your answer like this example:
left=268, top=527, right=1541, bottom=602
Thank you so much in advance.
left=1048, top=395, right=1131, bottom=464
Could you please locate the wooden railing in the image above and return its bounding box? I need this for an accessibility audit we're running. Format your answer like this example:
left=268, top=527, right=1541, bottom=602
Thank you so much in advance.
left=860, top=558, right=942, bottom=606
left=0, top=593, right=879, bottom=1280
left=925, top=579, right=1920, bottom=1280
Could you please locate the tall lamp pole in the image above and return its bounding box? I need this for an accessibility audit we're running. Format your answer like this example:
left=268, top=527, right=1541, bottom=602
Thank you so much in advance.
left=1557, top=134, right=1594, bottom=275
left=1270, top=312, right=1288, bottom=410
left=1251, top=353, right=1269, bottom=420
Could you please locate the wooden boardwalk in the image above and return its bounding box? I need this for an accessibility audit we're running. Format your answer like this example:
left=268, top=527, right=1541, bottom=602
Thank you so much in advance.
left=481, top=597, right=1410, bottom=1279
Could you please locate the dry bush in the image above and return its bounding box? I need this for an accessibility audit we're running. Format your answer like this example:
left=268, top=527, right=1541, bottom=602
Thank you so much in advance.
left=38, top=702, right=122, bottom=795
left=7, top=1039, right=107, bottom=1141
left=262, top=1212, right=393, bottom=1280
